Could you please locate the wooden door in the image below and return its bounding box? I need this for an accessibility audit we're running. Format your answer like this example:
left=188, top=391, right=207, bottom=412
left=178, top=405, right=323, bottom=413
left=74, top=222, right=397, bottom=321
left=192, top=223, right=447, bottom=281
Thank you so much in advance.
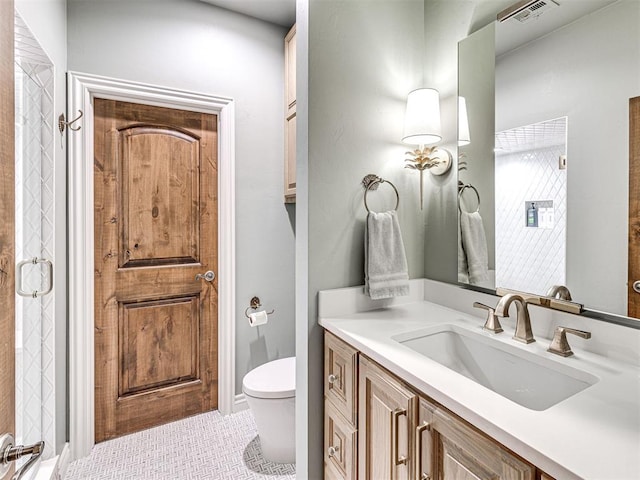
left=358, top=357, right=416, bottom=480
left=0, top=1, right=15, bottom=477
left=94, top=99, right=218, bottom=442
left=628, top=97, right=640, bottom=317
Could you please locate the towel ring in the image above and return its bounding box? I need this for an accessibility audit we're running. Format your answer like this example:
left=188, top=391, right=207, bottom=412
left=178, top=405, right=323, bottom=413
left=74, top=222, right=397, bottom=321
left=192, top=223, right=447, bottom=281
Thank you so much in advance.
left=458, top=184, right=480, bottom=213
left=362, top=175, right=400, bottom=213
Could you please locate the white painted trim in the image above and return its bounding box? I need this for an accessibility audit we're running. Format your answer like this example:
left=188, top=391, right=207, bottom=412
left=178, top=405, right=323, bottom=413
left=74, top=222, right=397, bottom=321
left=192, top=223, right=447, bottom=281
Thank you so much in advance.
left=67, top=72, right=236, bottom=461
left=55, top=443, right=71, bottom=480
left=233, top=393, right=249, bottom=412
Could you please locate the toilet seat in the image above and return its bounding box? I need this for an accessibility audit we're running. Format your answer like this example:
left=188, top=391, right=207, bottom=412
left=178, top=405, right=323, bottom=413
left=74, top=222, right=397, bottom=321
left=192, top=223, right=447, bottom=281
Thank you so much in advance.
left=242, top=357, right=295, bottom=399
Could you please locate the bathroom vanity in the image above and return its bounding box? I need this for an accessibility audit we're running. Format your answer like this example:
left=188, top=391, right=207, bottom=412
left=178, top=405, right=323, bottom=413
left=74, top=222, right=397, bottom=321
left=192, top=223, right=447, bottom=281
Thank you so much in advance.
left=319, top=280, right=640, bottom=480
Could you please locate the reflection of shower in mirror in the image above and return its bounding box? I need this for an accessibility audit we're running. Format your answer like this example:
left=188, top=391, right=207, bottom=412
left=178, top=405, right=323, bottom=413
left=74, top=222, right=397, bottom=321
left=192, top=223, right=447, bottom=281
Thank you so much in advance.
left=495, top=117, right=567, bottom=296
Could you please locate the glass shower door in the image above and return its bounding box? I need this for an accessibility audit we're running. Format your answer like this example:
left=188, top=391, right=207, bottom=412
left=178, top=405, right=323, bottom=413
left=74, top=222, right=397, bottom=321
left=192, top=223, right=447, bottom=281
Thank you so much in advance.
left=14, top=11, right=56, bottom=465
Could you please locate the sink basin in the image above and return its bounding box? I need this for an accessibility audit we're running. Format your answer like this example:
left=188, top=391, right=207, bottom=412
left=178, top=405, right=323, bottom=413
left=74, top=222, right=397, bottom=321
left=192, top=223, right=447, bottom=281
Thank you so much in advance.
left=393, top=324, right=598, bottom=410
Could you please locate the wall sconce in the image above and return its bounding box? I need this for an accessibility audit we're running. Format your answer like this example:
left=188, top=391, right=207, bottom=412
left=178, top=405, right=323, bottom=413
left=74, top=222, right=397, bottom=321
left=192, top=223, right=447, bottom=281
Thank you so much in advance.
left=402, top=88, right=452, bottom=209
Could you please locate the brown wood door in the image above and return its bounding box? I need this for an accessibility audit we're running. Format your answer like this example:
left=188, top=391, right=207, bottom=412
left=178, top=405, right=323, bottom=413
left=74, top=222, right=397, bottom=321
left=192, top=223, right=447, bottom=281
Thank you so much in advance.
left=94, top=99, right=218, bottom=442
left=0, top=1, right=16, bottom=477
left=628, top=96, right=640, bottom=317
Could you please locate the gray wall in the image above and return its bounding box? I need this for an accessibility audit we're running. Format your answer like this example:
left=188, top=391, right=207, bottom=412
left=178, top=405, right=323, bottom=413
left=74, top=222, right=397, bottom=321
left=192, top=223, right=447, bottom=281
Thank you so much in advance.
left=67, top=0, right=296, bottom=396
left=15, top=0, right=67, bottom=454
left=298, top=0, right=427, bottom=476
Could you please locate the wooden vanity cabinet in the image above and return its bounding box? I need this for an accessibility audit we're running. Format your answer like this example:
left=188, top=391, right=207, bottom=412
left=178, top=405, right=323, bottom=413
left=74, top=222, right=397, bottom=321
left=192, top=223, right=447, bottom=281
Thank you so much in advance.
left=284, top=24, right=296, bottom=203
left=324, top=331, right=542, bottom=480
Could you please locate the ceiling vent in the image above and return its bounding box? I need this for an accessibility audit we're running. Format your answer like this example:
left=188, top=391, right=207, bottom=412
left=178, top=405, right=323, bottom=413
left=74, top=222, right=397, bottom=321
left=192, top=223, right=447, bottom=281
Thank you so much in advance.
left=498, top=0, right=560, bottom=23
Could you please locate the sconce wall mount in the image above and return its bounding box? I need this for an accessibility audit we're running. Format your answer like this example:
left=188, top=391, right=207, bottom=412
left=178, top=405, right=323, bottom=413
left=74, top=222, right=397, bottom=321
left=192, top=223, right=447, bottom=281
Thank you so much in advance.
left=404, top=145, right=452, bottom=176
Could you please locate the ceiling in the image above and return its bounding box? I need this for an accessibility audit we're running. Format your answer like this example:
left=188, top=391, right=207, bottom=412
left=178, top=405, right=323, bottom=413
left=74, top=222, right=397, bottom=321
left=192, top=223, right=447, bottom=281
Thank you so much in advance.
left=495, top=0, right=619, bottom=55
left=199, top=0, right=296, bottom=27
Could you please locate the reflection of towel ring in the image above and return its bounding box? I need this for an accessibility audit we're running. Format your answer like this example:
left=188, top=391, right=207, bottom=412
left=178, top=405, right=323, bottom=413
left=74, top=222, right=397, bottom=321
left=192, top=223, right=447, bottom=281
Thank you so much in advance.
left=458, top=184, right=480, bottom=213
left=362, top=174, right=400, bottom=213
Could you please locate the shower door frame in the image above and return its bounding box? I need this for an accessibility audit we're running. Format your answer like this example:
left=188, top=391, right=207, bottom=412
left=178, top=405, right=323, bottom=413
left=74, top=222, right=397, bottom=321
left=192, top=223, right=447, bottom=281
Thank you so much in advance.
left=67, top=72, right=237, bottom=461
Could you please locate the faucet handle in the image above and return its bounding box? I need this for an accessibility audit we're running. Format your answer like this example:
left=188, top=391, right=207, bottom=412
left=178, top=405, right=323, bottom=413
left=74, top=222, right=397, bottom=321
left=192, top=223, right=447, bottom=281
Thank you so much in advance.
left=473, top=302, right=504, bottom=334
left=547, top=326, right=592, bottom=357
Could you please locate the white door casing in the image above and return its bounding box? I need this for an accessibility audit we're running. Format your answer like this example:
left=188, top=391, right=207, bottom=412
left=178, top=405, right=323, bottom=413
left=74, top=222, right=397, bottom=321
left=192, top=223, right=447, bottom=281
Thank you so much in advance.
left=67, top=72, right=236, bottom=460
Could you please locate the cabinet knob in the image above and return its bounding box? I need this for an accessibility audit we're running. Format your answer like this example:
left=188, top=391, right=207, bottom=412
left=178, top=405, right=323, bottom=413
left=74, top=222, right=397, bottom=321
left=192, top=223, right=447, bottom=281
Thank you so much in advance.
left=421, top=474, right=431, bottom=480
left=327, top=374, right=340, bottom=385
left=327, top=445, right=339, bottom=457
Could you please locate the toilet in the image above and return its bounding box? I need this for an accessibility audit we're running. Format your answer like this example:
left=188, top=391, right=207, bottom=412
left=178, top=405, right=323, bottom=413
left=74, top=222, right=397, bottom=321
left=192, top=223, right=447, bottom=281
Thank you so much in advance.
left=242, top=356, right=296, bottom=464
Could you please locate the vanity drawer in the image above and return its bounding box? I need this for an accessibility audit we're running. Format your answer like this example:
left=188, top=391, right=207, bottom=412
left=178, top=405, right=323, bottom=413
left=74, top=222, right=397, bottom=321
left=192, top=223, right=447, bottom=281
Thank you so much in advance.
left=324, top=332, right=358, bottom=425
left=324, top=399, right=357, bottom=480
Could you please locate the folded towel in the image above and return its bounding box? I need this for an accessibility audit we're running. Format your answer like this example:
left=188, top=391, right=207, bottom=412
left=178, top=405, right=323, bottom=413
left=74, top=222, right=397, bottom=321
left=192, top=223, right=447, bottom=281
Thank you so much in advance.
left=364, top=210, right=410, bottom=299
left=459, top=211, right=489, bottom=285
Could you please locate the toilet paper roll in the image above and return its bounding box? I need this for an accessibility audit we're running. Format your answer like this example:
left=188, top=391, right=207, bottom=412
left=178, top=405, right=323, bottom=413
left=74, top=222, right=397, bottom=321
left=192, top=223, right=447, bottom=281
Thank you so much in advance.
left=248, top=310, right=269, bottom=327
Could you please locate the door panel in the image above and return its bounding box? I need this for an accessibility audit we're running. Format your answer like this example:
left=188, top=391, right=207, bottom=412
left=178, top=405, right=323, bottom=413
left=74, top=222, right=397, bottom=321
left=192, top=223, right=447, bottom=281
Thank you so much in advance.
left=628, top=97, right=640, bottom=316
left=119, top=296, right=199, bottom=396
left=0, top=0, right=15, bottom=477
left=119, top=126, right=200, bottom=267
left=94, top=99, right=218, bottom=442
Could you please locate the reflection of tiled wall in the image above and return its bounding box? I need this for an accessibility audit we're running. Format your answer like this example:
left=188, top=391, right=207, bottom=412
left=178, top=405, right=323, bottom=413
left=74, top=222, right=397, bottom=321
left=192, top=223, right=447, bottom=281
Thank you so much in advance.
left=495, top=119, right=567, bottom=296
left=14, top=12, right=56, bottom=460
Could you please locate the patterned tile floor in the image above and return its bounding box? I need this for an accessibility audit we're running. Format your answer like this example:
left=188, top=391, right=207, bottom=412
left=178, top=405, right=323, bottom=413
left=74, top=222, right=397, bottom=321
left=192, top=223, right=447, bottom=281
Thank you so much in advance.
left=64, top=409, right=296, bottom=480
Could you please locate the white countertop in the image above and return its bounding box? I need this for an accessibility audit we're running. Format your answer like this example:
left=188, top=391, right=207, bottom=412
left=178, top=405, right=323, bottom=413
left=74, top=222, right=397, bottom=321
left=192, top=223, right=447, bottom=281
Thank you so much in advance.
left=318, top=283, right=640, bottom=480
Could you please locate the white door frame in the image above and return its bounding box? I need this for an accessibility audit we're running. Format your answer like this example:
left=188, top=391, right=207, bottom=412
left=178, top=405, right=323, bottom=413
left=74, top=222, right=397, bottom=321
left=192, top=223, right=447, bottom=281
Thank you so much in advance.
left=67, top=71, right=236, bottom=460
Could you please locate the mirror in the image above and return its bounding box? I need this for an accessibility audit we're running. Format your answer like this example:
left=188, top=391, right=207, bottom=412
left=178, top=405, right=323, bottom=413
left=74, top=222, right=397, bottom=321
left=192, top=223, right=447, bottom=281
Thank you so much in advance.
left=457, top=0, right=640, bottom=318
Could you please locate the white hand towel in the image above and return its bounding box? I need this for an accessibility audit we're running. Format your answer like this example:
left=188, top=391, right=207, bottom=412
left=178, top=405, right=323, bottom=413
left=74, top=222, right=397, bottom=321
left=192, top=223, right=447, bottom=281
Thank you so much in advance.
left=364, top=210, right=410, bottom=300
left=459, top=211, right=489, bottom=285
left=458, top=218, right=469, bottom=283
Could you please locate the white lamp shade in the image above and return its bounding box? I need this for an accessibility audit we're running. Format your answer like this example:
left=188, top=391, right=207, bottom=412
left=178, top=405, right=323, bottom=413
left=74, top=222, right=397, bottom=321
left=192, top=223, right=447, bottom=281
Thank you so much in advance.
left=402, top=88, right=441, bottom=145
left=458, top=96, right=471, bottom=146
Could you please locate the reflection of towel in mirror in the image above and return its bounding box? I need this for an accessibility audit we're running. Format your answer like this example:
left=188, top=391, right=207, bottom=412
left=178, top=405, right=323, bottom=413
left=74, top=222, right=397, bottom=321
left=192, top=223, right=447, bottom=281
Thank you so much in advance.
left=460, top=211, right=489, bottom=284
left=364, top=210, right=410, bottom=299
left=458, top=219, right=469, bottom=283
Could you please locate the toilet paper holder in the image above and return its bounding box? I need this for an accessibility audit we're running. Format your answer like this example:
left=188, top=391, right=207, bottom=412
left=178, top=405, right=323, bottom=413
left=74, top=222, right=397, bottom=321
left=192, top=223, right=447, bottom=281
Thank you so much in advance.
left=244, top=296, right=276, bottom=319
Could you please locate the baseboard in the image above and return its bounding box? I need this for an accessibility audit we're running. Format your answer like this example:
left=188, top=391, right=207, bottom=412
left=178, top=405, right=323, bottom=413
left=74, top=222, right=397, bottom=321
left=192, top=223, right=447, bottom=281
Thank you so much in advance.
left=233, top=393, right=249, bottom=412
left=53, top=443, right=71, bottom=480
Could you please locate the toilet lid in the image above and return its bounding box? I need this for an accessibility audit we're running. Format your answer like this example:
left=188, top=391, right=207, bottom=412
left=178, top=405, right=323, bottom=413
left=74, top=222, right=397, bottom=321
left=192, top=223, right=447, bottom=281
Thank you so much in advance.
left=242, top=357, right=295, bottom=399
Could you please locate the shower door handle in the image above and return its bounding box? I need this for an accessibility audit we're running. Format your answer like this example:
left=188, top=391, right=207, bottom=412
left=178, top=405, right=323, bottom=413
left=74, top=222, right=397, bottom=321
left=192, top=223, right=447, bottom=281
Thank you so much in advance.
left=16, top=257, right=53, bottom=298
left=0, top=434, right=45, bottom=480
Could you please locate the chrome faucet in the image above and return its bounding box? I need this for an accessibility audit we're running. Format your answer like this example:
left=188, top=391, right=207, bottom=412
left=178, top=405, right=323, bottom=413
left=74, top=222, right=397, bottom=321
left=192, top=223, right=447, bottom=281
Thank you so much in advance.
left=494, top=294, right=535, bottom=344
left=546, top=284, right=572, bottom=301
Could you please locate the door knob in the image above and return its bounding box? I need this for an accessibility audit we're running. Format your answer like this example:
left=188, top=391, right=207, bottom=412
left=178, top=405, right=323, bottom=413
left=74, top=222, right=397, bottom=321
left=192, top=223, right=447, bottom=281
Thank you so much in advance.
left=195, top=271, right=215, bottom=282
left=633, top=280, right=640, bottom=293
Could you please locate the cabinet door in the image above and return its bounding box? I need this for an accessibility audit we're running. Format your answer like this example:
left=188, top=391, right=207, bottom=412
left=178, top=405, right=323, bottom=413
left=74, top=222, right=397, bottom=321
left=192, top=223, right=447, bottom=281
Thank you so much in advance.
left=284, top=24, right=296, bottom=202
left=325, top=400, right=357, bottom=480
left=416, top=398, right=435, bottom=480
left=432, top=409, right=535, bottom=480
left=325, top=332, right=358, bottom=425
left=358, top=356, right=417, bottom=480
